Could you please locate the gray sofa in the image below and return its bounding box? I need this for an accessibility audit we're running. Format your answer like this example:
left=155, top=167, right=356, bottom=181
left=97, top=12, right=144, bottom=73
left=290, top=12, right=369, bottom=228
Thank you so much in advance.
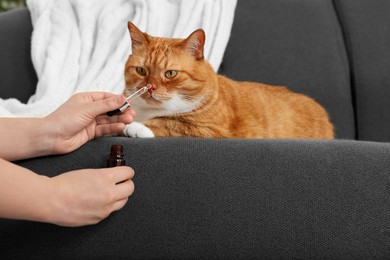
left=1, top=0, right=390, bottom=259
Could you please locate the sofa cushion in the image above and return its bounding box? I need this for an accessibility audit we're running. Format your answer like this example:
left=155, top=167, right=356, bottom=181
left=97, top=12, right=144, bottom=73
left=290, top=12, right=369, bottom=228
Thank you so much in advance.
left=3, top=137, right=390, bottom=258
left=220, top=0, right=355, bottom=139
left=333, top=0, right=390, bottom=142
left=0, top=8, right=37, bottom=103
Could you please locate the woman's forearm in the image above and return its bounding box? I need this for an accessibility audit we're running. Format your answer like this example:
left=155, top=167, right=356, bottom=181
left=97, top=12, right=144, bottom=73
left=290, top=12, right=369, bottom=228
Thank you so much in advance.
left=0, top=118, right=54, bottom=161
left=0, top=158, right=53, bottom=223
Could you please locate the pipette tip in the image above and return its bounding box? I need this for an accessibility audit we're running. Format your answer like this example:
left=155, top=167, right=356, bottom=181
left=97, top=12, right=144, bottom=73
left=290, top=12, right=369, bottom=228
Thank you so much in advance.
left=106, top=84, right=151, bottom=116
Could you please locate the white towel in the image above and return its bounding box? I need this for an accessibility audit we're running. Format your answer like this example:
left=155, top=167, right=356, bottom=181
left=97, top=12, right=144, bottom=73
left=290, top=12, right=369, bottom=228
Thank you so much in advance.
left=0, top=0, right=237, bottom=117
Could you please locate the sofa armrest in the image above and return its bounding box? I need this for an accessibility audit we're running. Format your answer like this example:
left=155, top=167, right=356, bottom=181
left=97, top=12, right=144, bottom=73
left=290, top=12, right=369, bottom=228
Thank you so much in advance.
left=1, top=138, right=389, bottom=259
left=0, top=8, right=37, bottom=103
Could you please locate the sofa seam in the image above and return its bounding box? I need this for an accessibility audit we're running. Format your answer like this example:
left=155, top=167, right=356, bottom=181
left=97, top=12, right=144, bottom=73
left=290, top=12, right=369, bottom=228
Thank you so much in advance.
left=330, top=0, right=359, bottom=140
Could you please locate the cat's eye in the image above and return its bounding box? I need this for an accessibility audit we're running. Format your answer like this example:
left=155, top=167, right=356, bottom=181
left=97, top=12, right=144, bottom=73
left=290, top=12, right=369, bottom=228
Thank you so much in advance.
left=165, top=70, right=178, bottom=79
left=136, top=67, right=147, bottom=76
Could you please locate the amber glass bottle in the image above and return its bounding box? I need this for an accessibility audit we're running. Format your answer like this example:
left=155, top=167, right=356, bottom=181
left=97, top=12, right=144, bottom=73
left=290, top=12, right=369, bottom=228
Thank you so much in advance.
left=106, top=144, right=126, bottom=167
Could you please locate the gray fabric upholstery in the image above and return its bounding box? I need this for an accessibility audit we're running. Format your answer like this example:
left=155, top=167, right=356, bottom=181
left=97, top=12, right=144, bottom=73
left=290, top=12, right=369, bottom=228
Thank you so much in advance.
left=333, top=0, right=390, bottom=142
left=1, top=137, right=390, bottom=259
left=220, top=0, right=355, bottom=139
left=1, top=0, right=390, bottom=258
left=0, top=8, right=37, bottom=103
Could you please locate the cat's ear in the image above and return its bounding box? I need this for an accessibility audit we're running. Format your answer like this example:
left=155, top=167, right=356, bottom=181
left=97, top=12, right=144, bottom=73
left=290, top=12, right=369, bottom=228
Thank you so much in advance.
left=183, top=29, right=205, bottom=60
left=128, top=21, right=148, bottom=49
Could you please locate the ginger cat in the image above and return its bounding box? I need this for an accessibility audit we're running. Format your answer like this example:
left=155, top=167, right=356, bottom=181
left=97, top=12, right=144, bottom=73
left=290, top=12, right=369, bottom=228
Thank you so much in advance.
left=123, top=21, right=334, bottom=139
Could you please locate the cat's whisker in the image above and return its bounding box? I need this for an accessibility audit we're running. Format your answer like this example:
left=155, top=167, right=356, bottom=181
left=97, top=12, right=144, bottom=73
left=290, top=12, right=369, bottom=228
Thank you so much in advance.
left=179, top=94, right=199, bottom=102
left=149, top=90, right=174, bottom=101
left=124, top=81, right=142, bottom=96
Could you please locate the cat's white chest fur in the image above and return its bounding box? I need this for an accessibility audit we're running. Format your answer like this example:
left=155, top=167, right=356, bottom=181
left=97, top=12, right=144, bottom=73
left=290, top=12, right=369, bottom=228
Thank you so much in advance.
left=124, top=92, right=205, bottom=138
left=133, top=92, right=203, bottom=121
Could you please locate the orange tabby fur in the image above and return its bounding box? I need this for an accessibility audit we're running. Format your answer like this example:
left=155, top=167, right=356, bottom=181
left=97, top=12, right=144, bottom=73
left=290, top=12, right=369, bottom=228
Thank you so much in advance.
left=123, top=22, right=334, bottom=139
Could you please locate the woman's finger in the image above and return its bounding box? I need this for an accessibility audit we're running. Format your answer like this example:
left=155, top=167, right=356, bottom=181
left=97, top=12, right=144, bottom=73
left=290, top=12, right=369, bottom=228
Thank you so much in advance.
left=107, top=166, right=135, bottom=183
left=96, top=113, right=134, bottom=125
left=114, top=179, right=135, bottom=199
left=84, top=94, right=126, bottom=117
left=95, top=123, right=126, bottom=136
left=111, top=198, right=129, bottom=212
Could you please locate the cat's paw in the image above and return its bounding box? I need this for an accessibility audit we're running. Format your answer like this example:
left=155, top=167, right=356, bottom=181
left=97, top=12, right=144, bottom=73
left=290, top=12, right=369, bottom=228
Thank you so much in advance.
left=123, top=122, right=155, bottom=138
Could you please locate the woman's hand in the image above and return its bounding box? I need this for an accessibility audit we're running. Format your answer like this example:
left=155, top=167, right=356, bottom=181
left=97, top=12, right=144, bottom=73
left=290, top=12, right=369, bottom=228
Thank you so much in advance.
left=0, top=159, right=135, bottom=227
left=44, top=92, right=135, bottom=154
left=48, top=166, right=135, bottom=227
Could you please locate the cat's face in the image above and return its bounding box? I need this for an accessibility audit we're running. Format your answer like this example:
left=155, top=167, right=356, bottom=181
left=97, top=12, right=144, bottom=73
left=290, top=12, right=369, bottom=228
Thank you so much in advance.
left=124, top=22, right=211, bottom=115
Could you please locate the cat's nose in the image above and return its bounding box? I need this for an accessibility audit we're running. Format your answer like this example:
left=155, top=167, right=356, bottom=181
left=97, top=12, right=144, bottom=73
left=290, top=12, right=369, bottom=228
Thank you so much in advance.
left=148, top=84, right=157, bottom=93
